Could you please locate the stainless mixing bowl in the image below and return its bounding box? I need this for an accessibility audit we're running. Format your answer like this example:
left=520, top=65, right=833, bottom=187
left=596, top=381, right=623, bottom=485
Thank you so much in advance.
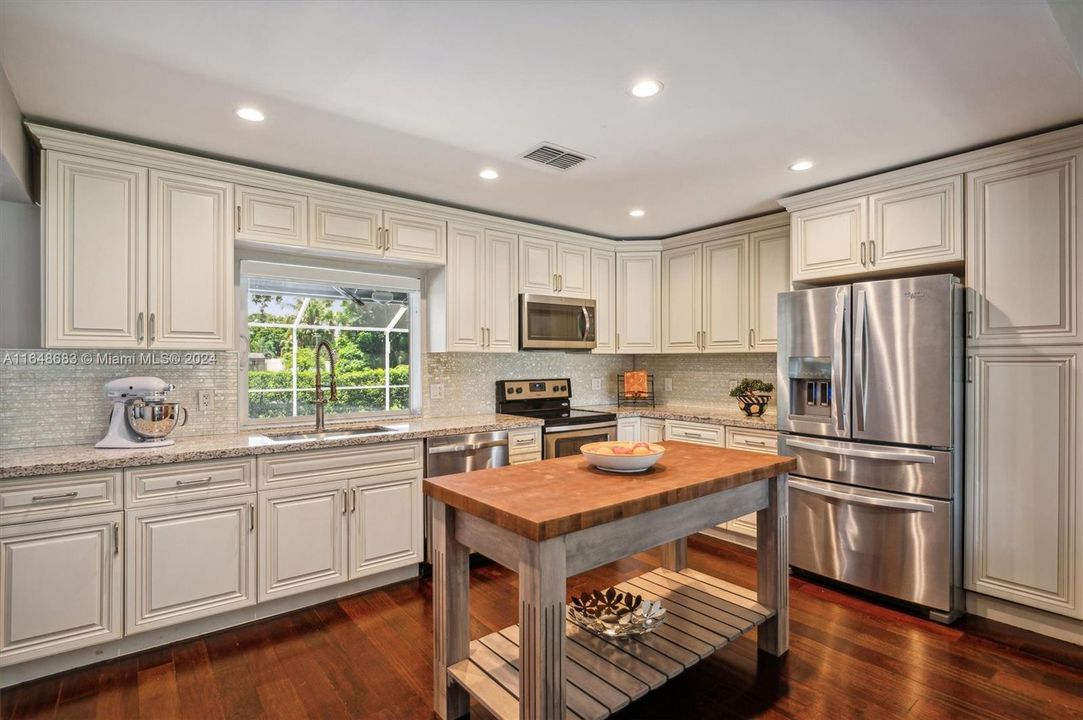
left=125, top=400, right=188, bottom=440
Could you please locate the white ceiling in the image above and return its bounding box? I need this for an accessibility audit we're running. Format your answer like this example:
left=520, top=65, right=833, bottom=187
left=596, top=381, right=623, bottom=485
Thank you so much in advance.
left=1, top=0, right=1080, bottom=238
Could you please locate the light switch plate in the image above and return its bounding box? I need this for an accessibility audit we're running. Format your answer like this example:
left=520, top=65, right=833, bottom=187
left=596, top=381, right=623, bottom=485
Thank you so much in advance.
left=429, top=383, right=445, bottom=400
left=197, top=389, right=214, bottom=412
left=591, top=377, right=602, bottom=391
left=663, top=377, right=673, bottom=392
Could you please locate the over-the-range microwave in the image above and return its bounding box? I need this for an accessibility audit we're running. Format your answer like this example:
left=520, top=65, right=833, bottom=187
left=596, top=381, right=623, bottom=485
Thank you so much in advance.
left=520, top=294, right=597, bottom=350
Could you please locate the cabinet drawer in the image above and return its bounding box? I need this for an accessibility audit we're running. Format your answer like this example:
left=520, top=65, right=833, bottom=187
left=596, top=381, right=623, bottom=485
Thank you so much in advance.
left=258, top=442, right=423, bottom=490
left=508, top=427, right=541, bottom=454
left=0, top=471, right=122, bottom=524
left=726, top=427, right=778, bottom=455
left=665, top=421, right=723, bottom=447
left=126, top=458, right=256, bottom=507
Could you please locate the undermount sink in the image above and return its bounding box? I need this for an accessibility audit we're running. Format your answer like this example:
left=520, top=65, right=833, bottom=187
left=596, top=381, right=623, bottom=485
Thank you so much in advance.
left=256, top=423, right=407, bottom=444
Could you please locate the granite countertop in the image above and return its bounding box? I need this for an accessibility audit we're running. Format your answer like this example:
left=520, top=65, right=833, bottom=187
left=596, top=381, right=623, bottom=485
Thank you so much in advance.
left=579, top=403, right=778, bottom=430
left=0, top=414, right=544, bottom=480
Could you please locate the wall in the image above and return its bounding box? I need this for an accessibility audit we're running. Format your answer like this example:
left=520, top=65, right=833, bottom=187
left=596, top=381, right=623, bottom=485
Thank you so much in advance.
left=0, top=200, right=40, bottom=348
left=632, top=353, right=777, bottom=409
left=0, top=62, right=31, bottom=203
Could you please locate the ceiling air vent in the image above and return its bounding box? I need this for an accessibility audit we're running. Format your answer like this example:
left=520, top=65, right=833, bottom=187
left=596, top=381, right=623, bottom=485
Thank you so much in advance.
left=520, top=142, right=592, bottom=171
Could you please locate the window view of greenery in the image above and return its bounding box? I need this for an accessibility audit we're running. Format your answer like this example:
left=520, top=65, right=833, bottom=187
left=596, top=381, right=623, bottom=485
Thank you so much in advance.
left=246, top=280, right=411, bottom=420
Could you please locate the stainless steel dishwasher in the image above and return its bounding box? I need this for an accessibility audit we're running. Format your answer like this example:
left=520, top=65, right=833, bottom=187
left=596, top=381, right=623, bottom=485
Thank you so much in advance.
left=423, top=431, right=509, bottom=564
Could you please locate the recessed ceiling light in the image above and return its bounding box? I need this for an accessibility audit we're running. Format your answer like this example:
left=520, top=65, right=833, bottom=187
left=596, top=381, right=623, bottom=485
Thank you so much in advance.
left=630, top=80, right=663, bottom=98
left=236, top=107, right=265, bottom=122
left=629, top=208, right=646, bottom=218
left=789, top=160, right=814, bottom=171
left=479, top=168, right=499, bottom=180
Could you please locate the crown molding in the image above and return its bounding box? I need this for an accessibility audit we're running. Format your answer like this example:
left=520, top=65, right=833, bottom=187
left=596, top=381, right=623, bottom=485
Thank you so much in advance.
left=778, top=123, right=1083, bottom=212
left=659, top=211, right=789, bottom=251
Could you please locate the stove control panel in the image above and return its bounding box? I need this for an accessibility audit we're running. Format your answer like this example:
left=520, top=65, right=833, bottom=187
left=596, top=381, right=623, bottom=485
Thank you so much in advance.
left=498, top=378, right=571, bottom=401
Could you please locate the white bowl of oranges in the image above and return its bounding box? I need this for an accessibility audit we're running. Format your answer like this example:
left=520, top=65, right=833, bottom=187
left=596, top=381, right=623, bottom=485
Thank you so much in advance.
left=580, top=441, right=665, bottom=473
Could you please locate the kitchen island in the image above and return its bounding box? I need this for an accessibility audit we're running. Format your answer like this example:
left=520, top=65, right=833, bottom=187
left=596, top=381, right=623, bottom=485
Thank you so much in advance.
left=423, top=441, right=796, bottom=720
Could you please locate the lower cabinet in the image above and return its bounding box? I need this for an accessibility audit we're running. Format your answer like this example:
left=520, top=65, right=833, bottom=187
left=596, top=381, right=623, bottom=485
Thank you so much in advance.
left=722, top=427, right=779, bottom=541
left=259, top=481, right=348, bottom=601
left=642, top=418, right=665, bottom=444
left=0, top=513, right=123, bottom=666
left=617, top=417, right=640, bottom=442
left=508, top=427, right=542, bottom=464
left=126, top=496, right=257, bottom=634
left=349, top=469, right=423, bottom=578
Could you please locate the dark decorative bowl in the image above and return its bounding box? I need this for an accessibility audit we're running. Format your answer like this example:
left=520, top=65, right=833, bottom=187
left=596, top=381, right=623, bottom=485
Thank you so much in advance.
left=736, top=394, right=770, bottom=417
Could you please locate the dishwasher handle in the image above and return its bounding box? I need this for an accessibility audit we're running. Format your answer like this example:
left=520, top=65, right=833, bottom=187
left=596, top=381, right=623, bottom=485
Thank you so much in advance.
left=428, top=439, right=509, bottom=455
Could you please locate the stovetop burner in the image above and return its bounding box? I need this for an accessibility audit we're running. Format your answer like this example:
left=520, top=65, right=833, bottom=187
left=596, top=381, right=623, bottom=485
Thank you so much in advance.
left=495, top=378, right=617, bottom=429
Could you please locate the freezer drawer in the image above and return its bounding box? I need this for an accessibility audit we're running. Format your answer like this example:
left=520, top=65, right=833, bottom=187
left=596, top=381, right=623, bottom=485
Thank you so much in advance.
left=789, top=477, right=953, bottom=612
left=779, top=434, right=954, bottom=499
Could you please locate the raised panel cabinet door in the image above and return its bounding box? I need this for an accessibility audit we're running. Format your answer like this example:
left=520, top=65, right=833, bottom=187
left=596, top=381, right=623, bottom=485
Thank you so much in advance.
left=661, top=245, right=704, bottom=353
left=869, top=175, right=963, bottom=271
left=484, top=230, right=519, bottom=352
left=44, top=152, right=147, bottom=348
left=616, top=252, right=661, bottom=353
left=259, top=481, right=348, bottom=601
left=791, top=197, right=868, bottom=282
left=446, top=224, right=485, bottom=352
left=235, top=185, right=308, bottom=247
left=749, top=226, right=791, bottom=352
left=556, top=243, right=591, bottom=298
left=0, top=512, right=122, bottom=666
left=967, top=149, right=1081, bottom=346
left=519, top=235, right=558, bottom=294
left=965, top=347, right=1081, bottom=618
left=383, top=209, right=447, bottom=263
left=616, top=417, right=640, bottom=442
left=349, top=469, right=422, bottom=578
left=590, top=249, right=616, bottom=353
left=642, top=419, right=665, bottom=443
left=702, top=236, right=747, bottom=352
left=308, top=196, right=382, bottom=256
left=148, top=171, right=233, bottom=349
left=126, top=496, right=256, bottom=634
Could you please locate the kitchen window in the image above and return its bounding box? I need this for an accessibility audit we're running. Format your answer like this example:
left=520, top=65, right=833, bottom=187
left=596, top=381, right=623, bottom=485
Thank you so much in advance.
left=239, top=261, right=421, bottom=424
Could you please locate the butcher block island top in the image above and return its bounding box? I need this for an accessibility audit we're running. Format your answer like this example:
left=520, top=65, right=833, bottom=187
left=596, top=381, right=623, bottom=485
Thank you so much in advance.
left=423, top=441, right=795, bottom=542
left=425, top=441, right=795, bottom=720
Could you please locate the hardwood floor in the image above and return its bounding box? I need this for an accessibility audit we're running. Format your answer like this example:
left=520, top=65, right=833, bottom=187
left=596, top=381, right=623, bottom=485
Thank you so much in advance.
left=2, top=538, right=1081, bottom=720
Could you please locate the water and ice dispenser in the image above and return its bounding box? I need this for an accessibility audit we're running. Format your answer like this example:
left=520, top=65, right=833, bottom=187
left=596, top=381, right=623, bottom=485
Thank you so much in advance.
left=786, top=357, right=832, bottom=419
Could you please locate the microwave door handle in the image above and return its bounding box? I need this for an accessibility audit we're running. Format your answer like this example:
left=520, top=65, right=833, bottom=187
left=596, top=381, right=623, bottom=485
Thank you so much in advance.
left=790, top=478, right=936, bottom=513
left=581, top=306, right=591, bottom=341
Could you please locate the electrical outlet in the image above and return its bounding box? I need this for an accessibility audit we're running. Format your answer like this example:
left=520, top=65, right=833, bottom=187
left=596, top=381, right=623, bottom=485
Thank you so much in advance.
left=429, top=383, right=445, bottom=400
left=591, top=377, right=602, bottom=391
left=196, top=389, right=214, bottom=412
left=663, top=377, right=673, bottom=392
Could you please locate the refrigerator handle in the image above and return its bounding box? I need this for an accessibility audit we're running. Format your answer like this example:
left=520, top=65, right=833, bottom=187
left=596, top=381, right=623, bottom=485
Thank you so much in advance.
left=833, top=287, right=849, bottom=435
left=854, top=289, right=869, bottom=433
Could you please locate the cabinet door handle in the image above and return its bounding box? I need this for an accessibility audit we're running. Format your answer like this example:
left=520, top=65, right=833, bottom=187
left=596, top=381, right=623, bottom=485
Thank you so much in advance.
left=113, top=522, right=120, bottom=554
left=749, top=328, right=755, bottom=349
left=869, top=240, right=876, bottom=265
left=351, top=487, right=357, bottom=513
left=967, top=356, right=973, bottom=384
left=235, top=205, right=241, bottom=233
left=559, top=274, right=563, bottom=292
left=342, top=489, right=348, bottom=515
left=31, top=490, right=78, bottom=503
left=552, top=273, right=558, bottom=291
left=149, top=313, right=156, bottom=343
left=249, top=503, right=255, bottom=532
left=175, top=476, right=212, bottom=486
left=136, top=311, right=145, bottom=342
left=966, top=310, right=974, bottom=339
left=860, top=241, right=867, bottom=267
left=616, top=332, right=621, bottom=350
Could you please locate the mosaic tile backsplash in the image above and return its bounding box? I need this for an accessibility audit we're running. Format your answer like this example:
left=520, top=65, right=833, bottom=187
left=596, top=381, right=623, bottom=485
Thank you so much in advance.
left=0, top=348, right=778, bottom=449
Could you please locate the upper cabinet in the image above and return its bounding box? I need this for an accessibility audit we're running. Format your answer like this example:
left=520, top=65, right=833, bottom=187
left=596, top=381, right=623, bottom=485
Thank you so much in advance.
left=384, top=209, right=447, bottom=263
left=519, top=235, right=591, bottom=298
left=789, top=176, right=963, bottom=282
left=660, top=219, right=790, bottom=354
left=616, top=251, right=661, bottom=353
left=591, top=249, right=616, bottom=353
left=309, top=195, right=382, bottom=256
left=967, top=149, right=1082, bottom=347
left=44, top=153, right=233, bottom=350
left=235, top=185, right=307, bottom=247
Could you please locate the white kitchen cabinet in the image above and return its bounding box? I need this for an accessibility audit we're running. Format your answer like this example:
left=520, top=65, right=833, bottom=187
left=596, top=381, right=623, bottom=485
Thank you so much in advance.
left=791, top=197, right=867, bottom=282
left=126, top=495, right=257, bottom=634
left=556, top=243, right=591, bottom=298
left=383, top=209, right=447, bottom=263
left=703, top=237, right=746, bottom=352
left=308, top=195, right=382, bottom=256
left=235, top=185, right=307, bottom=247
left=664, top=420, right=723, bottom=447
left=590, top=249, right=617, bottom=353
left=259, top=481, right=347, bottom=601
left=965, top=346, right=1082, bottom=619
left=641, top=418, right=665, bottom=443
left=43, top=152, right=147, bottom=348
left=869, top=175, right=963, bottom=271
left=617, top=417, right=640, bottom=442
left=749, top=226, right=790, bottom=352
left=967, top=150, right=1082, bottom=346
left=484, top=230, right=518, bottom=351
left=723, top=427, right=779, bottom=541
left=348, top=468, right=423, bottom=579
left=616, top=252, right=661, bottom=353
left=508, top=427, right=542, bottom=464
left=148, top=171, right=234, bottom=349
left=0, top=513, right=123, bottom=666
left=441, top=224, right=517, bottom=353
left=661, top=245, right=703, bottom=353
left=519, top=235, right=558, bottom=294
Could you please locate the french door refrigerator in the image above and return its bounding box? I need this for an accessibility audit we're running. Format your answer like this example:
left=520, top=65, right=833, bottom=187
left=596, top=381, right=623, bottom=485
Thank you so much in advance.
left=776, top=274, right=963, bottom=622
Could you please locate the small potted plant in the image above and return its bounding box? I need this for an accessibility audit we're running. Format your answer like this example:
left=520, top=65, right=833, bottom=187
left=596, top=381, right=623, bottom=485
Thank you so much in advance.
left=730, top=378, right=774, bottom=417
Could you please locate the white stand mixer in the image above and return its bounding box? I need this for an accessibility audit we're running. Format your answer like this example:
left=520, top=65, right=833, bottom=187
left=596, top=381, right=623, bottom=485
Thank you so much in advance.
left=96, top=376, right=187, bottom=449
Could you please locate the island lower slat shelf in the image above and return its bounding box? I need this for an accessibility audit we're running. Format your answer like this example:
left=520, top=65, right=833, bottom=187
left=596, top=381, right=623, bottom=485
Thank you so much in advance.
left=447, top=568, right=774, bottom=720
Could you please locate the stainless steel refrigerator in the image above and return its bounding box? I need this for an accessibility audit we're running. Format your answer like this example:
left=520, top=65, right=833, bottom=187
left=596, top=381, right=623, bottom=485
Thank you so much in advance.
left=777, top=274, right=963, bottom=622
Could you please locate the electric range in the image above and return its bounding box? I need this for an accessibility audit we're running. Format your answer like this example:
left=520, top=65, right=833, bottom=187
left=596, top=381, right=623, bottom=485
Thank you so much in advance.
left=495, top=378, right=617, bottom=458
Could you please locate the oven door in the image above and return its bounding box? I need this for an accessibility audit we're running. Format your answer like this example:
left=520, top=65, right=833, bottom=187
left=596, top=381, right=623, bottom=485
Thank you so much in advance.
left=521, top=294, right=597, bottom=350
left=544, top=421, right=616, bottom=458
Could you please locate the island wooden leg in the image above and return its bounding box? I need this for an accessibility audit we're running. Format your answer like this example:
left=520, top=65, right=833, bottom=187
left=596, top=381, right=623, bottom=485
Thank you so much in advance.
left=756, top=473, right=789, bottom=656
left=518, top=536, right=567, bottom=720
left=659, top=537, right=688, bottom=571
left=432, top=500, right=470, bottom=720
